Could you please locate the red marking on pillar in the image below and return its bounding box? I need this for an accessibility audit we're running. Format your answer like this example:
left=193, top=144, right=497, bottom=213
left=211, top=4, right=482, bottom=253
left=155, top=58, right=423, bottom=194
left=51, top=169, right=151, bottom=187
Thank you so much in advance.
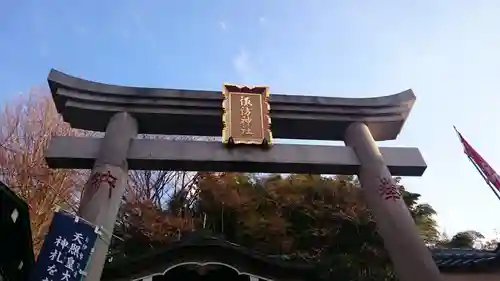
left=89, top=170, right=117, bottom=199
left=378, top=177, right=401, bottom=201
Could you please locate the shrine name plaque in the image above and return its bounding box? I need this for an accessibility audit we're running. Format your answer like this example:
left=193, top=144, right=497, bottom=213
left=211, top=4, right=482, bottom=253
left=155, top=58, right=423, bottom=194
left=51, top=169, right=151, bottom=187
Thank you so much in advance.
left=222, top=84, right=272, bottom=146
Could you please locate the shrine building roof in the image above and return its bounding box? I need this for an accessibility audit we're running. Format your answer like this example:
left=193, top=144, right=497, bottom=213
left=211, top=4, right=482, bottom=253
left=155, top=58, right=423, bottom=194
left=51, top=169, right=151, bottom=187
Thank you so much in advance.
left=430, top=247, right=500, bottom=273
left=101, top=232, right=315, bottom=281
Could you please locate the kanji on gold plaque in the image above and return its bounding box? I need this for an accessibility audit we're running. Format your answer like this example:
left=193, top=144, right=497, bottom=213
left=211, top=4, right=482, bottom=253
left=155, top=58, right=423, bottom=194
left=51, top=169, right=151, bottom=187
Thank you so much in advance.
left=222, top=84, right=272, bottom=146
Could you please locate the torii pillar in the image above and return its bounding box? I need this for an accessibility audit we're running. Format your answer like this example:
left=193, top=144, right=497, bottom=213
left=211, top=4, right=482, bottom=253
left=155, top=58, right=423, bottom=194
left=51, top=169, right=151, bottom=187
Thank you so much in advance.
left=77, top=112, right=137, bottom=281
left=345, top=122, right=441, bottom=281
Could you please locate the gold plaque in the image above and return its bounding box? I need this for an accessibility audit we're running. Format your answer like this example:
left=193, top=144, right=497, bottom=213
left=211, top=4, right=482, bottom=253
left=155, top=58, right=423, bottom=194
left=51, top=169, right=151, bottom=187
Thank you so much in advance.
left=222, top=84, right=272, bottom=146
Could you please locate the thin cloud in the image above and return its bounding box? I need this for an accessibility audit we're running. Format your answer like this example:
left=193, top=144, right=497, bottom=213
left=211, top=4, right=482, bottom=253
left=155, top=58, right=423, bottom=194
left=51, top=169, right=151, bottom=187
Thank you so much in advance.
left=259, top=17, right=266, bottom=25
left=232, top=49, right=252, bottom=82
left=219, top=21, right=227, bottom=30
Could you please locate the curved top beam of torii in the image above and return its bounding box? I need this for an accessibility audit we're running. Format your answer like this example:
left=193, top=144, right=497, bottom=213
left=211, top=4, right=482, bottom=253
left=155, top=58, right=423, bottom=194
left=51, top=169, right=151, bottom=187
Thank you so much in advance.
left=48, top=69, right=415, bottom=141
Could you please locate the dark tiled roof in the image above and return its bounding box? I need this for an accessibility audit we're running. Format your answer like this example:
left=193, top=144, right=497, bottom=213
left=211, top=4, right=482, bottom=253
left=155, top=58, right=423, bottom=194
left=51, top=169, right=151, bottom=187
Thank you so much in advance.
left=102, top=231, right=314, bottom=280
left=430, top=247, right=500, bottom=272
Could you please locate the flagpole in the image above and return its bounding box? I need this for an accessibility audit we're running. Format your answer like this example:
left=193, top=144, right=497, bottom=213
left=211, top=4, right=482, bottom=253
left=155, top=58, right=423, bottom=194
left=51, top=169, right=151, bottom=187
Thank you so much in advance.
left=467, top=155, right=500, bottom=202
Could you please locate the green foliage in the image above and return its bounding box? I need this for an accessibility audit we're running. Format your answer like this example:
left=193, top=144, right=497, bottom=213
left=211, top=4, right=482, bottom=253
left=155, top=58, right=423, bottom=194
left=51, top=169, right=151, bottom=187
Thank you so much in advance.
left=399, top=182, right=439, bottom=244
left=438, top=230, right=485, bottom=248
left=110, top=173, right=440, bottom=280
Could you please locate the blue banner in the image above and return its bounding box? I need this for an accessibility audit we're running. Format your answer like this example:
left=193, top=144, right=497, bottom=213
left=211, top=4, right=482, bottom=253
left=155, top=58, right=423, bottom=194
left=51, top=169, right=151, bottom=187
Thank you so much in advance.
left=31, top=210, right=98, bottom=281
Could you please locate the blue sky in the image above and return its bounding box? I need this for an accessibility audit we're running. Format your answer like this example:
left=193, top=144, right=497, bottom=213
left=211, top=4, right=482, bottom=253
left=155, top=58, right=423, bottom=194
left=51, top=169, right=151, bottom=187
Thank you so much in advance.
left=2, top=1, right=500, bottom=238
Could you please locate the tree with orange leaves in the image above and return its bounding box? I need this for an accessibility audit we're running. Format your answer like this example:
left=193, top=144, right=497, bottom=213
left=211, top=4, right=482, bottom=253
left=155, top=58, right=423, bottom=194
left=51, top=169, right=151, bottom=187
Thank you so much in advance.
left=0, top=90, right=88, bottom=255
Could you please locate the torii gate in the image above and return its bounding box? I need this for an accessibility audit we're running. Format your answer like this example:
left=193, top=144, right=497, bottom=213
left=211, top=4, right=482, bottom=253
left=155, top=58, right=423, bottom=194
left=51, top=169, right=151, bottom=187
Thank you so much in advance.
left=45, top=69, right=441, bottom=281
